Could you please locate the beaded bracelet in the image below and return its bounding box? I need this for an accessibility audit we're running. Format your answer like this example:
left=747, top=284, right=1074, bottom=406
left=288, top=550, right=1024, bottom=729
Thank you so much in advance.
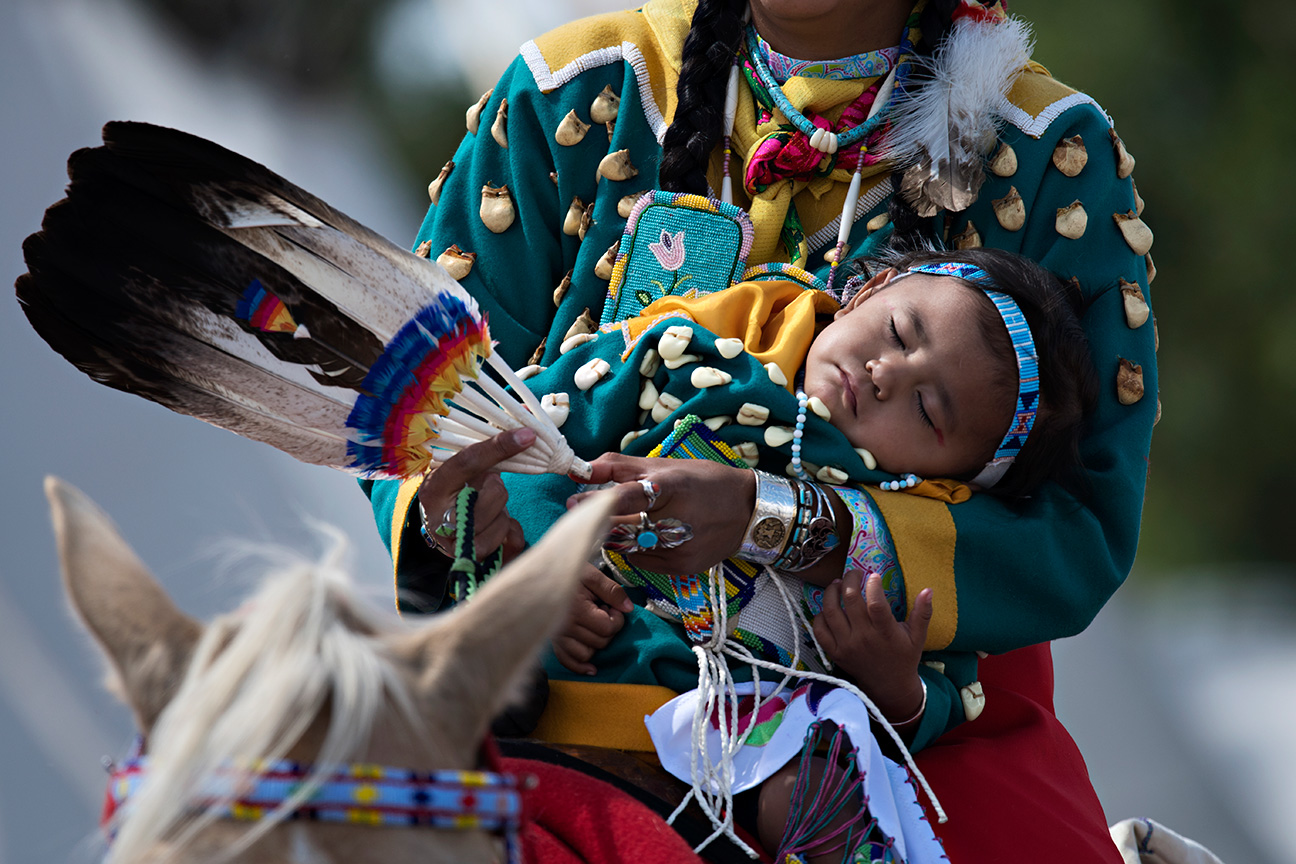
left=736, top=471, right=797, bottom=565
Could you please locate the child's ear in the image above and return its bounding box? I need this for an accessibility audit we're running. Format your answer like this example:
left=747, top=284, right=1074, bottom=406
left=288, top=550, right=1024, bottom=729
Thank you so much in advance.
left=835, top=267, right=901, bottom=319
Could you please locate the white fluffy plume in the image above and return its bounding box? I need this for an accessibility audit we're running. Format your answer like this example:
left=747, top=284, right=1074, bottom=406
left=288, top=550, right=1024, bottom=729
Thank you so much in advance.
left=877, top=15, right=1034, bottom=216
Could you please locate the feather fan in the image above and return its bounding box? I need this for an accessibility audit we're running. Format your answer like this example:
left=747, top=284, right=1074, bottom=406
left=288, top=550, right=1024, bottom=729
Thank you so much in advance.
left=877, top=16, right=1033, bottom=217
left=16, top=122, right=588, bottom=480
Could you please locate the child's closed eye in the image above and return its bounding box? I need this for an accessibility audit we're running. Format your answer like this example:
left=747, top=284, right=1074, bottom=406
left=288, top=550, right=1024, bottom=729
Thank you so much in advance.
left=914, top=392, right=934, bottom=429
left=888, top=316, right=905, bottom=349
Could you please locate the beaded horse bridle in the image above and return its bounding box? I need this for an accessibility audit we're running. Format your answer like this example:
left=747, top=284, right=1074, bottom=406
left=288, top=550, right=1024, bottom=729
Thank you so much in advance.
left=102, top=736, right=530, bottom=862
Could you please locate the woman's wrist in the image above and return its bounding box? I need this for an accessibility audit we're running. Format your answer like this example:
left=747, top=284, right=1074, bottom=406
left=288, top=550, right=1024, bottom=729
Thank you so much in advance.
left=881, top=677, right=927, bottom=728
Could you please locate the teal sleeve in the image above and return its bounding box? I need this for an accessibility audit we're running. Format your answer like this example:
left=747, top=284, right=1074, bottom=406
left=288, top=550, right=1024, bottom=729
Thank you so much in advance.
left=934, top=101, right=1157, bottom=652
left=411, top=55, right=661, bottom=372
left=906, top=653, right=977, bottom=753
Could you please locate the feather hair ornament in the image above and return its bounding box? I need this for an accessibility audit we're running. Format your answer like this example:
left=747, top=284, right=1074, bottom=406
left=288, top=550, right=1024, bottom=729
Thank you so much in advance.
left=876, top=15, right=1033, bottom=218
left=16, top=122, right=590, bottom=480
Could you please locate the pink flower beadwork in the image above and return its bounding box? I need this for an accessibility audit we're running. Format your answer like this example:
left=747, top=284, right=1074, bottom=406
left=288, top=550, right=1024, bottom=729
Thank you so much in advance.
left=648, top=229, right=686, bottom=271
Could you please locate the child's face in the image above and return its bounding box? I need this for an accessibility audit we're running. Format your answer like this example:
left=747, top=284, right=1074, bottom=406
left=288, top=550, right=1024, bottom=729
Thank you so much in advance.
left=803, top=269, right=1012, bottom=478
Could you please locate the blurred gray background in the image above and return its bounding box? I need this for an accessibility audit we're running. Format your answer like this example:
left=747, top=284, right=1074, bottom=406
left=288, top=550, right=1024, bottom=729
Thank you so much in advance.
left=1, top=0, right=1289, bottom=862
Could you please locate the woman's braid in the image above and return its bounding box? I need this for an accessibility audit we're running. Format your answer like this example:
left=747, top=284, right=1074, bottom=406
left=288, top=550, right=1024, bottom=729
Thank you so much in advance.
left=658, top=0, right=746, bottom=194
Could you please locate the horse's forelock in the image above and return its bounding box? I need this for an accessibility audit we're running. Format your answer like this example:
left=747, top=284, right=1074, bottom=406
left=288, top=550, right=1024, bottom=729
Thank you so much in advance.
left=106, top=537, right=419, bottom=862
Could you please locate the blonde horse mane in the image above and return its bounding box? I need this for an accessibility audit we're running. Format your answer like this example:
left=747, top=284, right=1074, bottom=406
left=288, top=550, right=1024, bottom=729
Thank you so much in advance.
left=107, top=533, right=421, bottom=863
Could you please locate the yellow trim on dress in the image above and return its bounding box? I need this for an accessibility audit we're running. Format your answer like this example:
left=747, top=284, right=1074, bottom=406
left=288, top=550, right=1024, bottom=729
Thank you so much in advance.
left=869, top=489, right=958, bottom=651
left=532, top=680, right=677, bottom=752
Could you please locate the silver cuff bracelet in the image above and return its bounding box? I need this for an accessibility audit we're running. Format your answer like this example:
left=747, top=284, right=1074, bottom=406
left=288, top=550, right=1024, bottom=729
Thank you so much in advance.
left=736, top=470, right=797, bottom=565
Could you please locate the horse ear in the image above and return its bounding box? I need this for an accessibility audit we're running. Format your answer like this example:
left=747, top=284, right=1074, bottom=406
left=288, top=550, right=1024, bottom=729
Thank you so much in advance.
left=392, top=490, right=615, bottom=751
left=44, top=476, right=203, bottom=735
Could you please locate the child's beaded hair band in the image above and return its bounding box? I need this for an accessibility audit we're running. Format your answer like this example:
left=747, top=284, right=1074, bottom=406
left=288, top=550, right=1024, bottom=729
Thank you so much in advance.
left=900, top=261, right=1040, bottom=488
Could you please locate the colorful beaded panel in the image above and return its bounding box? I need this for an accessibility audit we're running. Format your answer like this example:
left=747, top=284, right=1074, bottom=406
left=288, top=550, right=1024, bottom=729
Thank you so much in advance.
left=601, top=191, right=754, bottom=326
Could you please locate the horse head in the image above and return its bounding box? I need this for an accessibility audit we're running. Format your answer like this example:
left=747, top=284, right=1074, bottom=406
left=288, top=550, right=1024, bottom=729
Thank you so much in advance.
left=45, top=476, right=613, bottom=864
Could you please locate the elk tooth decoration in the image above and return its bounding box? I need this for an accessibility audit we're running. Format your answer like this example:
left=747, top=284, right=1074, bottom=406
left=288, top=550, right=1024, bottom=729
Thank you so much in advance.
left=764, top=426, right=795, bottom=447
left=594, top=242, right=618, bottom=280
left=491, top=98, right=509, bottom=148
left=735, top=441, right=760, bottom=467
left=737, top=403, right=770, bottom=426
left=715, top=337, right=744, bottom=359
left=765, top=362, right=788, bottom=387
left=621, top=429, right=647, bottom=450
left=528, top=338, right=547, bottom=367
left=652, top=392, right=683, bottom=424
left=555, top=110, right=590, bottom=146
left=541, top=393, right=571, bottom=427
left=639, top=380, right=659, bottom=411
left=578, top=201, right=594, bottom=240
left=657, top=325, right=693, bottom=361
left=1120, top=280, right=1149, bottom=328
left=960, top=683, right=986, bottom=722
left=1133, top=182, right=1145, bottom=216
left=437, top=245, right=477, bottom=280
left=466, top=89, right=492, bottom=134
left=479, top=183, right=514, bottom=233
left=690, top=367, right=732, bottom=388
left=866, top=212, right=891, bottom=232
left=560, top=332, right=596, bottom=354
left=992, top=187, right=1025, bottom=231
left=639, top=348, right=661, bottom=378
left=1110, top=129, right=1136, bottom=179
left=427, top=160, right=453, bottom=204
left=704, top=415, right=732, bottom=431
left=562, top=307, right=596, bottom=342
left=1146, top=252, right=1157, bottom=284
left=1055, top=200, right=1088, bottom=239
left=855, top=448, right=878, bottom=470
left=598, top=149, right=638, bottom=182
left=953, top=220, right=982, bottom=249
left=17, top=122, right=593, bottom=481
left=807, top=396, right=831, bottom=421
left=1116, top=358, right=1145, bottom=405
left=817, top=465, right=849, bottom=485
left=415, top=240, right=433, bottom=258
left=618, top=192, right=646, bottom=218
left=574, top=358, right=611, bottom=390
left=1051, top=135, right=1088, bottom=177
left=552, top=270, right=572, bottom=307
left=663, top=353, right=700, bottom=370
left=516, top=364, right=544, bottom=381
left=1113, top=211, right=1154, bottom=255
left=988, top=142, right=1017, bottom=177
left=590, top=85, right=620, bottom=124
left=562, top=196, right=585, bottom=236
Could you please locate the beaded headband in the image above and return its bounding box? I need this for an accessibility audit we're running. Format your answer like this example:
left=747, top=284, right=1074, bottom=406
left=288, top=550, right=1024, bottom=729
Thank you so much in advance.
left=904, top=261, right=1039, bottom=488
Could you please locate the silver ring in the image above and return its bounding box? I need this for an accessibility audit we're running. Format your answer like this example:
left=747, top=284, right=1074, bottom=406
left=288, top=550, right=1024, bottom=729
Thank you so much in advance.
left=639, top=478, right=661, bottom=510
left=605, top=512, right=693, bottom=554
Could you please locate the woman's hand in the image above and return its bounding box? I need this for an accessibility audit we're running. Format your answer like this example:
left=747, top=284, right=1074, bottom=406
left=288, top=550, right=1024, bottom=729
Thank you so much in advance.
left=416, top=428, right=534, bottom=562
left=566, top=453, right=756, bottom=576
left=813, top=571, right=932, bottom=725
left=552, top=564, right=635, bottom=676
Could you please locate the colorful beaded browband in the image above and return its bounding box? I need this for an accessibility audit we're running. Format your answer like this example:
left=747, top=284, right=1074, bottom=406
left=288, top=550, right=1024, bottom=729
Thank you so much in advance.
left=905, top=261, right=1040, bottom=488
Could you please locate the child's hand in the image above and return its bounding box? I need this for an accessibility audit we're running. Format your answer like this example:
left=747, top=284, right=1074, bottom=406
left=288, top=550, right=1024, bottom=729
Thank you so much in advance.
left=552, top=564, right=635, bottom=676
left=812, top=571, right=932, bottom=724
